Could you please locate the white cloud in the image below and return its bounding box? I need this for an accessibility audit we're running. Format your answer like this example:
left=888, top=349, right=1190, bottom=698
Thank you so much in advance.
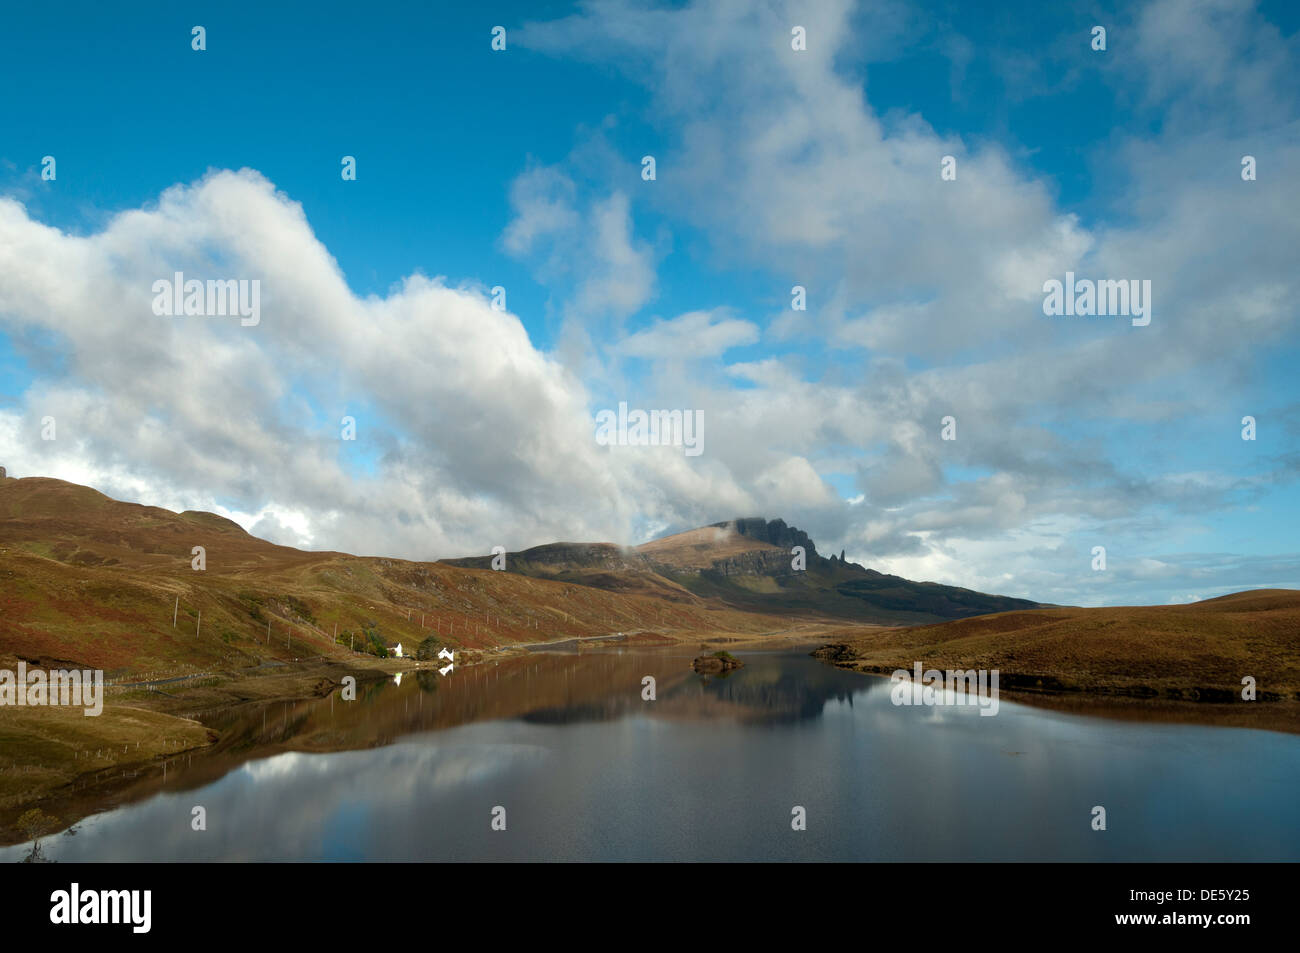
left=2, top=0, right=1297, bottom=608
left=503, top=166, right=655, bottom=322
left=0, top=170, right=729, bottom=558
left=617, top=309, right=758, bottom=360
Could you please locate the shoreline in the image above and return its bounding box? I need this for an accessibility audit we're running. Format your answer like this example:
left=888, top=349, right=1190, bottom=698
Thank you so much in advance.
left=6, top=616, right=1298, bottom=844
left=0, top=622, right=857, bottom=840
left=0, top=657, right=397, bottom=835
left=811, top=645, right=1300, bottom=735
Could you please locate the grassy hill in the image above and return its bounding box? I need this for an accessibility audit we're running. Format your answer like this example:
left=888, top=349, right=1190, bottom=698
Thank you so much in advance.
left=813, top=589, right=1300, bottom=703
left=0, top=476, right=857, bottom=832
left=2, top=473, right=1297, bottom=833
left=0, top=476, right=785, bottom=678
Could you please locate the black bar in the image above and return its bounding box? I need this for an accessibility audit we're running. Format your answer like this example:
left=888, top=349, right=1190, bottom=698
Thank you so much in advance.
left=0, top=862, right=1281, bottom=939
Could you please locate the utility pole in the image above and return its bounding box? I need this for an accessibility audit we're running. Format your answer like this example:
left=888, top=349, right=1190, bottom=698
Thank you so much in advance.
left=173, top=596, right=178, bottom=628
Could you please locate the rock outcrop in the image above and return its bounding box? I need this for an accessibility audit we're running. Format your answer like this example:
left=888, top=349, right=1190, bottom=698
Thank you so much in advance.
left=692, top=652, right=744, bottom=675
left=715, top=517, right=818, bottom=558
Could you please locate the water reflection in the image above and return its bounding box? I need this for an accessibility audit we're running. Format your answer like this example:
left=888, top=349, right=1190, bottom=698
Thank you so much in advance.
left=4, top=650, right=1299, bottom=862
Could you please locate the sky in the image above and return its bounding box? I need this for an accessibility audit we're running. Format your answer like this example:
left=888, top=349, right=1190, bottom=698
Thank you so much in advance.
left=0, top=0, right=1297, bottom=607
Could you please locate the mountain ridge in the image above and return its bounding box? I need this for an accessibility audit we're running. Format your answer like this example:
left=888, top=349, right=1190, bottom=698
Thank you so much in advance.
left=442, top=515, right=1044, bottom=624
left=0, top=475, right=788, bottom=674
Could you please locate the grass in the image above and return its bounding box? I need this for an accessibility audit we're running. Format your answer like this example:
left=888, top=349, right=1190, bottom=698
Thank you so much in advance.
left=0, top=475, right=836, bottom=837
left=5, top=472, right=1300, bottom=834
left=0, top=705, right=213, bottom=810
left=814, top=589, right=1300, bottom=716
left=0, top=476, right=787, bottom=680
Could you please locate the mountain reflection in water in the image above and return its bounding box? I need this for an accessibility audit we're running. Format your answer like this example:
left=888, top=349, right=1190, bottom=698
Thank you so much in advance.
left=5, top=649, right=1298, bottom=862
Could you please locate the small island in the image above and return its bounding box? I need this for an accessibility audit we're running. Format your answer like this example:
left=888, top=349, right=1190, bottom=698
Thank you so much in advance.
left=692, top=651, right=744, bottom=675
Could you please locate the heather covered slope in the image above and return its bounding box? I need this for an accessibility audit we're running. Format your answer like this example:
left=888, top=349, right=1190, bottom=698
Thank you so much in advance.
left=445, top=516, right=1043, bottom=624
left=814, top=590, right=1300, bottom=701
left=0, top=476, right=783, bottom=676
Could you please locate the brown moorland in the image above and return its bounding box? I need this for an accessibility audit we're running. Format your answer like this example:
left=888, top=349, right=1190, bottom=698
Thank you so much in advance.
left=3, top=472, right=1298, bottom=837
left=0, top=475, right=799, bottom=678
left=813, top=589, right=1300, bottom=713
left=0, top=474, right=864, bottom=829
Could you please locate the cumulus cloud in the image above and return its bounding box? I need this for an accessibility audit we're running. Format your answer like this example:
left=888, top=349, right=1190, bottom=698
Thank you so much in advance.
left=506, top=0, right=1300, bottom=600
left=1, top=0, right=1297, bottom=608
left=0, top=170, right=749, bottom=558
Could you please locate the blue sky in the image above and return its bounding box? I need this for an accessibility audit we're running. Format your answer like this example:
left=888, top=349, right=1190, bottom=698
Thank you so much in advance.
left=0, top=0, right=1297, bottom=606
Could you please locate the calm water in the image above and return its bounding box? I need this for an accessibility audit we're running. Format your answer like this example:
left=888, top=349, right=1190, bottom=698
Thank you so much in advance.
left=6, top=649, right=1300, bottom=861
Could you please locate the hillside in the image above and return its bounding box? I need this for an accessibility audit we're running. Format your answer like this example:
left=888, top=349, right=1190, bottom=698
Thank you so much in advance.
left=813, top=590, right=1300, bottom=702
left=0, top=476, right=786, bottom=678
left=444, top=516, right=1043, bottom=624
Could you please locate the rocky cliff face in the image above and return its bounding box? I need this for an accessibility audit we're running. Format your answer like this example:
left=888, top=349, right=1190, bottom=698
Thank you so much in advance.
left=714, top=517, right=818, bottom=559
left=702, top=548, right=796, bottom=577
